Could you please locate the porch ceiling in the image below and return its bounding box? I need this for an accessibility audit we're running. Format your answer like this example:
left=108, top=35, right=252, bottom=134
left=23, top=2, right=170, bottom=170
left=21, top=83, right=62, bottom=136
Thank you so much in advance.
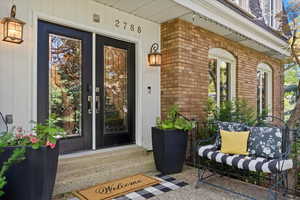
left=93, top=0, right=190, bottom=23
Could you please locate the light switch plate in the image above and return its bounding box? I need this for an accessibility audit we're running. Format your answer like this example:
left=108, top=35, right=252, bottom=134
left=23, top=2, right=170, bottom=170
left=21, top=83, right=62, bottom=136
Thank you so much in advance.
left=5, top=114, right=13, bottom=124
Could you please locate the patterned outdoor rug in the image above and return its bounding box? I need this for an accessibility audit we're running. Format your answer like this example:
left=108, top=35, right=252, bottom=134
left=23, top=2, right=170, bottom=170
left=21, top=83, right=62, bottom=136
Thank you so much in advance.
left=71, top=174, right=188, bottom=200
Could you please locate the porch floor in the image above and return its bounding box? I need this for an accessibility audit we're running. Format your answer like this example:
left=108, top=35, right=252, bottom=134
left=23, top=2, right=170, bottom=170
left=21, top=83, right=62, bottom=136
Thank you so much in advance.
left=53, top=166, right=297, bottom=200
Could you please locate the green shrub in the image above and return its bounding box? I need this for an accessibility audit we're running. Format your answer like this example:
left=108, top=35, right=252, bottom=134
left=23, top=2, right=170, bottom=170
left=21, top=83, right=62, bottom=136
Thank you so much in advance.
left=206, top=99, right=257, bottom=125
left=196, top=99, right=268, bottom=141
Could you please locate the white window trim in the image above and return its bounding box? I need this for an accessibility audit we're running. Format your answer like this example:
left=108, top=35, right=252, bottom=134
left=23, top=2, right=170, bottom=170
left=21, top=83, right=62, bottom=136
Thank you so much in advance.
left=273, top=0, right=283, bottom=30
left=208, top=48, right=236, bottom=107
left=257, top=63, right=273, bottom=116
left=230, top=0, right=250, bottom=13
left=260, top=0, right=281, bottom=29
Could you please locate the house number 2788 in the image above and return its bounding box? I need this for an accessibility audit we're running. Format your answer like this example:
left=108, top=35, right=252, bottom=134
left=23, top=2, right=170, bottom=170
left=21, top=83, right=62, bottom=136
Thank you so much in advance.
left=114, top=19, right=142, bottom=34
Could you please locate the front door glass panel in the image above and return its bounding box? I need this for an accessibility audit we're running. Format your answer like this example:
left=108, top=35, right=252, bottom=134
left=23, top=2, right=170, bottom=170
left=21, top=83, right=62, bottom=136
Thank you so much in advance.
left=48, top=34, right=82, bottom=137
left=104, top=46, right=128, bottom=134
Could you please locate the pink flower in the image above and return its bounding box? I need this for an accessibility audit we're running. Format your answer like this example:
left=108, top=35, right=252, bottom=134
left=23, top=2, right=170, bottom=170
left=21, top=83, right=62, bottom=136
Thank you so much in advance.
left=30, top=137, right=39, bottom=144
left=16, top=134, right=23, bottom=139
left=46, top=141, right=56, bottom=149
left=16, top=127, right=23, bottom=133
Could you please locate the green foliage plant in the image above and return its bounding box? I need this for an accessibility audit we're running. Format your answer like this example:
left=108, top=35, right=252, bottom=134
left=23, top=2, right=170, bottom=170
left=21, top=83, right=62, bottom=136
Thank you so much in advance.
left=206, top=99, right=261, bottom=126
left=198, top=99, right=266, bottom=141
left=0, top=115, right=64, bottom=196
left=156, top=105, right=195, bottom=131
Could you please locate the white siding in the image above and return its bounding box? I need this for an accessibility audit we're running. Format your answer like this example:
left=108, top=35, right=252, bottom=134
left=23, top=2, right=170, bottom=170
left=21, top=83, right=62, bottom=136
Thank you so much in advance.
left=0, top=0, right=160, bottom=149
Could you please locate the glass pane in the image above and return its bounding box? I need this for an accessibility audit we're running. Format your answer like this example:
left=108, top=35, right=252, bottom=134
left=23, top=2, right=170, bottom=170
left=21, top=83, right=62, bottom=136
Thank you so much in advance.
left=49, top=34, right=82, bottom=137
left=257, top=70, right=268, bottom=115
left=208, top=59, right=217, bottom=106
left=220, top=61, right=230, bottom=104
left=257, top=71, right=261, bottom=114
left=261, top=0, right=272, bottom=26
left=104, top=46, right=128, bottom=134
left=262, top=72, right=268, bottom=112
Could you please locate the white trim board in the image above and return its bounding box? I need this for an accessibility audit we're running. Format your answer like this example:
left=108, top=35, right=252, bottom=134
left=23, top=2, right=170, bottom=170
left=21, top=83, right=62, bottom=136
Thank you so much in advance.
left=173, top=0, right=289, bottom=57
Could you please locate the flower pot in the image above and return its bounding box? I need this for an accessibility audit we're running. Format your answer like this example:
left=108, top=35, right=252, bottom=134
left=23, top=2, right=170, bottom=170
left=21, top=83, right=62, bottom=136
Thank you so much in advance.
left=0, top=140, right=60, bottom=200
left=151, top=127, right=188, bottom=174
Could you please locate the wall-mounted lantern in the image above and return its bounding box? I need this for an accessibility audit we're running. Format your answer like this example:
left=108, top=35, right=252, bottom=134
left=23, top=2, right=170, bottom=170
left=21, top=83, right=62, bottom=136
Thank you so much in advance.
left=148, top=43, right=161, bottom=67
left=2, top=5, right=25, bottom=44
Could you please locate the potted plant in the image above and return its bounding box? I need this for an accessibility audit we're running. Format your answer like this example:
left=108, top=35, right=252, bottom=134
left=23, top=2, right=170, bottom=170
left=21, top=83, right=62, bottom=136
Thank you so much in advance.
left=152, top=105, right=195, bottom=174
left=0, top=116, right=64, bottom=200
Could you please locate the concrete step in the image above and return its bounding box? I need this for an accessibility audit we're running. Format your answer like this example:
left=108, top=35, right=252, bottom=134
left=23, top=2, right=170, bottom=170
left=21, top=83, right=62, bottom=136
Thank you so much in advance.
left=57, top=146, right=147, bottom=175
left=56, top=149, right=153, bottom=182
left=53, top=146, right=156, bottom=195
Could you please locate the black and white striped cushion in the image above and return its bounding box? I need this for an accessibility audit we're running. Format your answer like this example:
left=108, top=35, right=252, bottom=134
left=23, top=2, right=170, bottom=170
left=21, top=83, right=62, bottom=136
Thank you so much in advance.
left=198, top=145, right=293, bottom=173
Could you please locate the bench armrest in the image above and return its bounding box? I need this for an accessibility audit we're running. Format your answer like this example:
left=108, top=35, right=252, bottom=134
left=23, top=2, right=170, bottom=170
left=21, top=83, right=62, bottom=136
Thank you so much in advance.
left=281, top=145, right=291, bottom=160
left=194, top=133, right=217, bottom=149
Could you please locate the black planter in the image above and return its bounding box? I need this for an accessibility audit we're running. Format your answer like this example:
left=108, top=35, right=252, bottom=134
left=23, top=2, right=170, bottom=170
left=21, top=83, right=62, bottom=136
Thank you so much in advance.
left=0, top=141, right=60, bottom=200
left=151, top=127, right=188, bottom=174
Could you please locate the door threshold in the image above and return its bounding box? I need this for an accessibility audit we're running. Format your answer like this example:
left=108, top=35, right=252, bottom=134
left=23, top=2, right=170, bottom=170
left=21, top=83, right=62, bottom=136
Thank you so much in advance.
left=59, top=144, right=138, bottom=160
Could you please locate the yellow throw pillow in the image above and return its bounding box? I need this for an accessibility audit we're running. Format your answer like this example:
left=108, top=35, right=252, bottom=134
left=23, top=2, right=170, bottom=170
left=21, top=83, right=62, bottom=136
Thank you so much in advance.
left=220, top=130, right=250, bottom=155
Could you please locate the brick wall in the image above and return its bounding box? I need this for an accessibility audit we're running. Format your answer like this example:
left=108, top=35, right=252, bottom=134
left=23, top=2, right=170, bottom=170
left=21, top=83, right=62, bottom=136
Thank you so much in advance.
left=161, top=19, right=284, bottom=121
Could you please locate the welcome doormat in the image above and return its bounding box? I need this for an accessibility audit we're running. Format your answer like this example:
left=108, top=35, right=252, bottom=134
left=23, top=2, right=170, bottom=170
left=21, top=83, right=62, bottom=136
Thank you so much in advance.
left=113, top=174, right=188, bottom=200
left=73, top=174, right=160, bottom=200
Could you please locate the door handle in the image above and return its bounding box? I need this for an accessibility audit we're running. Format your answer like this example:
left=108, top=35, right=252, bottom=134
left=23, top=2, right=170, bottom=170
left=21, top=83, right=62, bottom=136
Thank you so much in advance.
left=95, top=96, right=100, bottom=114
left=88, top=96, right=93, bottom=114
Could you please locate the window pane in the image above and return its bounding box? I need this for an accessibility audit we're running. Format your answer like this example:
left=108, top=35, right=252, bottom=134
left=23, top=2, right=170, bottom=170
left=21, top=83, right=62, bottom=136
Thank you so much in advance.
left=49, top=34, right=82, bottom=137
left=262, top=72, right=268, bottom=112
left=257, top=71, right=261, bottom=114
left=257, top=70, right=269, bottom=115
left=208, top=59, right=217, bottom=105
left=261, top=0, right=274, bottom=26
left=104, top=46, right=128, bottom=134
left=220, top=61, right=230, bottom=104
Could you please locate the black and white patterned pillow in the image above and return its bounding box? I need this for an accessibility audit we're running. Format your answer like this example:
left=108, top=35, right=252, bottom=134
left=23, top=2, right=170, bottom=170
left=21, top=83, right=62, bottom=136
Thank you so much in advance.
left=215, top=122, right=248, bottom=148
left=248, top=127, right=282, bottom=159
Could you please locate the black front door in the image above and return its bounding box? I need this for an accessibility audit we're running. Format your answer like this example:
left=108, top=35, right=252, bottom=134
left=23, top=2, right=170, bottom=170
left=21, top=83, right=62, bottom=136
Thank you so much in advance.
left=95, top=35, right=135, bottom=148
left=37, top=20, right=93, bottom=154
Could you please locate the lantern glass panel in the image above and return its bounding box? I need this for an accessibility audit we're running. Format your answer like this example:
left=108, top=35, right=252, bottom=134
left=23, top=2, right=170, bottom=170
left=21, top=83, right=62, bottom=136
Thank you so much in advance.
left=150, top=55, right=157, bottom=65
left=152, top=54, right=156, bottom=65
left=3, top=21, right=8, bottom=38
left=155, top=54, right=161, bottom=65
left=8, top=21, right=22, bottom=39
left=3, top=19, right=24, bottom=44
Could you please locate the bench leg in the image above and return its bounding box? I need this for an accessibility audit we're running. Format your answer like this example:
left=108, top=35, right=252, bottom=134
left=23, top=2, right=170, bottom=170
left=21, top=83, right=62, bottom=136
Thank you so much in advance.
left=195, top=165, right=218, bottom=189
left=267, top=177, right=278, bottom=200
left=282, top=171, right=289, bottom=197
left=195, top=167, right=206, bottom=189
left=267, top=172, right=288, bottom=200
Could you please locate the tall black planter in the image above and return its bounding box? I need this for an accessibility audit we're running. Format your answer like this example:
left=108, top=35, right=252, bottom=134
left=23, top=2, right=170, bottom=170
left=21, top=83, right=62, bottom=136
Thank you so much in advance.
left=0, top=141, right=60, bottom=200
left=152, top=127, right=188, bottom=175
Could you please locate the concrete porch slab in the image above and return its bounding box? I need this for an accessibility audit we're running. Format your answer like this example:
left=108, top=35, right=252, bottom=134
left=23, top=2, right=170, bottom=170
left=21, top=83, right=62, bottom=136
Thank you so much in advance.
left=53, top=166, right=299, bottom=200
